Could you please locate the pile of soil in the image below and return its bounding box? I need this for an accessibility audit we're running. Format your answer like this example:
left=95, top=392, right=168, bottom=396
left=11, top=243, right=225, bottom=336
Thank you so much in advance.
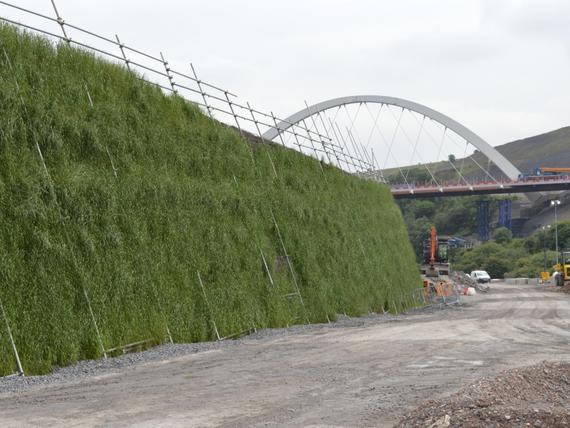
left=397, top=362, right=570, bottom=427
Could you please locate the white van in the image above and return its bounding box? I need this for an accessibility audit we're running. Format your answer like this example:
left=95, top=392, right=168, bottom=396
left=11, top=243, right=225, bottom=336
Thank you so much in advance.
left=470, top=270, right=491, bottom=283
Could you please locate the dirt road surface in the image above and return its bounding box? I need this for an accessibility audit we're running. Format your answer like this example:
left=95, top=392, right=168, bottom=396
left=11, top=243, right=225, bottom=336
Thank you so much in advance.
left=1, top=282, right=569, bottom=427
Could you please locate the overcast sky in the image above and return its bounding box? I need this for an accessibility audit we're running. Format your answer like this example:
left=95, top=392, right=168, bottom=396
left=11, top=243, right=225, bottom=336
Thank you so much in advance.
left=5, top=0, right=570, bottom=149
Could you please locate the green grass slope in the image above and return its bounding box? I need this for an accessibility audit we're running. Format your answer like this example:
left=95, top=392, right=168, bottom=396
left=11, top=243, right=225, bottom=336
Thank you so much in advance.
left=386, top=127, right=570, bottom=183
left=494, top=127, right=570, bottom=172
left=0, top=25, right=420, bottom=375
left=447, top=126, right=570, bottom=180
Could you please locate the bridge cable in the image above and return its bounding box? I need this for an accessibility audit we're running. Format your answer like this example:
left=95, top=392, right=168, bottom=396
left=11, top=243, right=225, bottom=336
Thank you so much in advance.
left=315, top=110, right=347, bottom=169
left=333, top=120, right=366, bottom=171
left=435, top=127, right=448, bottom=164
left=437, top=129, right=474, bottom=188
left=458, top=140, right=470, bottom=183
left=345, top=125, right=369, bottom=170
left=369, top=148, right=386, bottom=182
left=408, top=113, right=473, bottom=188
left=404, top=115, right=426, bottom=181
left=343, top=103, right=362, bottom=139
left=363, top=104, right=387, bottom=179
left=383, top=106, right=405, bottom=171
left=324, top=106, right=342, bottom=137
left=347, top=128, right=371, bottom=171
left=363, top=103, right=411, bottom=188
left=301, top=118, right=327, bottom=172
left=327, top=115, right=363, bottom=171
left=328, top=118, right=356, bottom=172
left=427, top=126, right=489, bottom=175
left=342, top=103, right=375, bottom=169
left=301, top=114, right=353, bottom=164
left=302, top=117, right=333, bottom=165
left=304, top=101, right=334, bottom=165
left=385, top=106, right=441, bottom=188
left=336, top=122, right=367, bottom=171
left=347, top=127, right=372, bottom=171
left=364, top=103, right=384, bottom=147
left=352, top=130, right=376, bottom=171
left=300, top=108, right=346, bottom=168
left=445, top=132, right=502, bottom=185
left=436, top=128, right=472, bottom=188
left=320, top=105, right=356, bottom=169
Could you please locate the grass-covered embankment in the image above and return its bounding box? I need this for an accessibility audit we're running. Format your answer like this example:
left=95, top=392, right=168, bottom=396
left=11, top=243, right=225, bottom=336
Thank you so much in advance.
left=0, top=24, right=421, bottom=375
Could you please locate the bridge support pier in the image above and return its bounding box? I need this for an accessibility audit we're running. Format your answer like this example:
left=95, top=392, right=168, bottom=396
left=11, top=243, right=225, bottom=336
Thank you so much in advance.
left=477, top=200, right=490, bottom=242
left=498, top=200, right=513, bottom=231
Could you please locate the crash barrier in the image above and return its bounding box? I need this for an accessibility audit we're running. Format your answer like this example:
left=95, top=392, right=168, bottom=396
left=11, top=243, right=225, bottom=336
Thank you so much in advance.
left=423, top=281, right=461, bottom=306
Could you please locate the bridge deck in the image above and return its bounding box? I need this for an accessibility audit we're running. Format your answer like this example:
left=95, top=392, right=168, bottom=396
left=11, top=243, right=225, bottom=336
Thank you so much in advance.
left=391, top=177, right=570, bottom=199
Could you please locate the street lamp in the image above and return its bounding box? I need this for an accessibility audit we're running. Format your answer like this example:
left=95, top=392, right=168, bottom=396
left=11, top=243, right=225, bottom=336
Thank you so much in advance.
left=551, top=200, right=561, bottom=264
left=542, top=225, right=551, bottom=272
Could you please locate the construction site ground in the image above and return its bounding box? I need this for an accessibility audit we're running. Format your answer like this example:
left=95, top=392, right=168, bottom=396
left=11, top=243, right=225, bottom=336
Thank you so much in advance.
left=0, top=282, right=569, bottom=427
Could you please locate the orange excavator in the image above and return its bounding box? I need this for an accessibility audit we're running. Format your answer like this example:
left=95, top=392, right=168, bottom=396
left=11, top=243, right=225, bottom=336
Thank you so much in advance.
left=421, top=226, right=450, bottom=278
left=421, top=226, right=454, bottom=300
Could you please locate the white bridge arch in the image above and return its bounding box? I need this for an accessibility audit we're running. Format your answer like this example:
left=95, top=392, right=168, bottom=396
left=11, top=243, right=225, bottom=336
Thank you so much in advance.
left=262, top=95, right=521, bottom=181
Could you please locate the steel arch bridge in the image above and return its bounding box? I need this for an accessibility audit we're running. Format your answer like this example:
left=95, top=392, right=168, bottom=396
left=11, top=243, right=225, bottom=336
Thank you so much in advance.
left=262, top=95, right=570, bottom=199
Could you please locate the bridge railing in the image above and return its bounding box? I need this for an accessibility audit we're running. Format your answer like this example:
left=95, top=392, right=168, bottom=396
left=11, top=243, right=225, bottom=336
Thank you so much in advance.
left=391, top=175, right=570, bottom=191
left=0, top=0, right=374, bottom=173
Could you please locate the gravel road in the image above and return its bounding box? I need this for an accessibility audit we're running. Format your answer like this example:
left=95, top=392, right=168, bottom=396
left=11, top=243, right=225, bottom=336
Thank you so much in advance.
left=0, top=282, right=568, bottom=427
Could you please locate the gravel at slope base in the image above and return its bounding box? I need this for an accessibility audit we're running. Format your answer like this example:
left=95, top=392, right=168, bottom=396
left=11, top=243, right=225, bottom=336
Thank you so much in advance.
left=0, top=303, right=456, bottom=395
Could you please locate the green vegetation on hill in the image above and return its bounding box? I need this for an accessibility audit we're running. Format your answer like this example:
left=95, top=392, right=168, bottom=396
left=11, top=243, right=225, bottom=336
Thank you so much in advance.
left=398, top=193, right=566, bottom=278
left=452, top=223, right=570, bottom=278
left=494, top=127, right=570, bottom=173
left=397, top=196, right=501, bottom=260
left=0, top=25, right=420, bottom=375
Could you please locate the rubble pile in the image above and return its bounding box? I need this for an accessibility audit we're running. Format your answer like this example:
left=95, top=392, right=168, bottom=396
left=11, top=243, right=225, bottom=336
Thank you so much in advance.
left=452, top=271, right=490, bottom=293
left=397, top=362, right=570, bottom=427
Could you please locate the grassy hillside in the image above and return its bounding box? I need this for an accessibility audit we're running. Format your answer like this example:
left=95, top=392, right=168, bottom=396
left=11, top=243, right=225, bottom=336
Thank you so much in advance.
left=386, top=127, right=570, bottom=182
left=495, top=127, right=570, bottom=172
left=0, top=25, right=420, bottom=375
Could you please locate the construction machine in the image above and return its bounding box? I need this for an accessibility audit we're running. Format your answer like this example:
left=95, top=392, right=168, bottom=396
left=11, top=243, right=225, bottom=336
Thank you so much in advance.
left=553, top=251, right=570, bottom=286
left=518, top=166, right=570, bottom=182
left=535, top=167, right=570, bottom=176
left=420, top=226, right=457, bottom=301
left=421, top=226, right=450, bottom=278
